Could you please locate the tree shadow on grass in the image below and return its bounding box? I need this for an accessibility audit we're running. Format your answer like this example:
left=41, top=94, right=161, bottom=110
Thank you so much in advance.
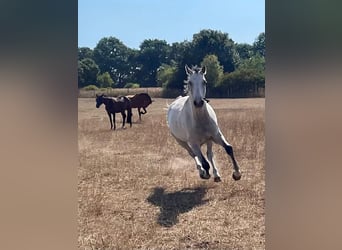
left=146, top=185, right=208, bottom=227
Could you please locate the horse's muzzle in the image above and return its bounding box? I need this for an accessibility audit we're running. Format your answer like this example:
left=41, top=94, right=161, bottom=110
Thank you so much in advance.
left=194, top=99, right=204, bottom=108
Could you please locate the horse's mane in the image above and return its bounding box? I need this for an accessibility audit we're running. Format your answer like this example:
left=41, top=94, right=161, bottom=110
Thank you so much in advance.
left=182, top=84, right=189, bottom=96
left=192, top=66, right=202, bottom=73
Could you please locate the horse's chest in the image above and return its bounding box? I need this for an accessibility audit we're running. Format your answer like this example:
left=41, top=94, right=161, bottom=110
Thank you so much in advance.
left=106, top=103, right=122, bottom=113
left=192, top=123, right=215, bottom=141
left=194, top=122, right=210, bottom=133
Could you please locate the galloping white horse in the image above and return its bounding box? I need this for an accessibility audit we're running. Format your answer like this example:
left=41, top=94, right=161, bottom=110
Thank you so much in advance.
left=167, top=65, right=241, bottom=182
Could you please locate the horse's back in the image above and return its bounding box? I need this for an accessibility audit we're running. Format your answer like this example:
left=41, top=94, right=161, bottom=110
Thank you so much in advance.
left=129, top=93, right=152, bottom=108
left=106, top=96, right=130, bottom=112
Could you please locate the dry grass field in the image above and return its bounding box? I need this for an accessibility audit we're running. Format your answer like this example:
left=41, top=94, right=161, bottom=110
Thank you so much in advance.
left=78, top=97, right=265, bottom=250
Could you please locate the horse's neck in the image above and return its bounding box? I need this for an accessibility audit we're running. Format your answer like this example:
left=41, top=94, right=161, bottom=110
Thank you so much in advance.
left=103, top=98, right=113, bottom=107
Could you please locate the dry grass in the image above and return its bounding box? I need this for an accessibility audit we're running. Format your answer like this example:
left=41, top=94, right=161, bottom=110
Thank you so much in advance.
left=78, top=98, right=265, bottom=249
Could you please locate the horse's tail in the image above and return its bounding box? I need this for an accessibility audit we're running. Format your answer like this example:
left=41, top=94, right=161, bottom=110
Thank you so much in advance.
left=125, top=97, right=133, bottom=127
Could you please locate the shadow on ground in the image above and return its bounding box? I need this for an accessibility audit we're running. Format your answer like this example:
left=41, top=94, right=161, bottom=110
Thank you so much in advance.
left=146, top=185, right=208, bottom=227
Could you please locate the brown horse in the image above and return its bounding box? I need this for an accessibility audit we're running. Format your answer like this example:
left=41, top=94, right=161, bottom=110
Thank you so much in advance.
left=127, top=93, right=153, bottom=121
left=96, top=94, right=132, bottom=130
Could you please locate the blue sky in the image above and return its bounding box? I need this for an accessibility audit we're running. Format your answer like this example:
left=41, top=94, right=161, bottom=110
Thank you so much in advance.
left=78, top=0, right=265, bottom=49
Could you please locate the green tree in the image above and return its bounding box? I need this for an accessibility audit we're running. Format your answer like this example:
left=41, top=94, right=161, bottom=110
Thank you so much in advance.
left=191, top=29, right=238, bottom=73
left=93, top=37, right=133, bottom=87
left=78, top=58, right=100, bottom=88
left=78, top=61, right=86, bottom=88
left=126, top=48, right=140, bottom=83
left=166, top=30, right=239, bottom=92
left=78, top=47, right=93, bottom=60
left=236, top=43, right=253, bottom=60
left=156, top=63, right=177, bottom=88
left=200, top=54, right=223, bottom=90
left=220, top=68, right=265, bottom=97
left=165, top=41, right=193, bottom=90
left=238, top=54, right=265, bottom=72
left=253, top=32, right=265, bottom=57
left=169, top=41, right=192, bottom=65
left=97, top=72, right=114, bottom=88
left=135, top=39, right=171, bottom=87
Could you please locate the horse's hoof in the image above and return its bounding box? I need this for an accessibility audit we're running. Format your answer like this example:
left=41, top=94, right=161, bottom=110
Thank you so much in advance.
left=232, top=172, right=241, bottom=181
left=200, top=173, right=211, bottom=180
left=214, top=176, right=221, bottom=182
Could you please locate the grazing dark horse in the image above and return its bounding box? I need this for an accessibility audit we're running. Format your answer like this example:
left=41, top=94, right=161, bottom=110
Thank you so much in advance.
left=96, top=94, right=132, bottom=130
left=127, top=93, right=153, bottom=121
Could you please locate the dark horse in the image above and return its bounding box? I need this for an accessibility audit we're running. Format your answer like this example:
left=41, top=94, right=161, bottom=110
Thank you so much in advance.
left=127, top=93, right=153, bottom=121
left=96, top=94, right=132, bottom=130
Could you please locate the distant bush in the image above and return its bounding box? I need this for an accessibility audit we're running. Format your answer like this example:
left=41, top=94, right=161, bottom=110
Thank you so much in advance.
left=124, top=83, right=140, bottom=88
left=78, top=87, right=163, bottom=98
left=215, top=68, right=265, bottom=98
left=99, top=87, right=114, bottom=92
left=162, top=88, right=182, bottom=98
left=97, top=72, right=114, bottom=88
left=83, top=85, right=99, bottom=90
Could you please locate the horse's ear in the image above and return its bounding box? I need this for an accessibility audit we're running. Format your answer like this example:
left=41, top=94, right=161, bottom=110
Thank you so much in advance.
left=201, top=66, right=207, bottom=75
left=185, top=64, right=193, bottom=75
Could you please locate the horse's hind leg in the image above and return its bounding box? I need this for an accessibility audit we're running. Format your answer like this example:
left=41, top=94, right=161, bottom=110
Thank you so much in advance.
left=137, top=108, right=142, bottom=121
left=213, top=132, right=241, bottom=181
left=207, top=141, right=221, bottom=182
left=121, top=111, right=126, bottom=128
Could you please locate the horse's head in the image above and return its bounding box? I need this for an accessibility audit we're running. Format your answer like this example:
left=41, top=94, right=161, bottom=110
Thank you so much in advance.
left=95, top=94, right=105, bottom=108
left=185, top=65, right=207, bottom=108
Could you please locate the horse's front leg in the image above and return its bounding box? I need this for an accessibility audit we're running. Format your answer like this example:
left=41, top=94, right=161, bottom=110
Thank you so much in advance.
left=206, top=141, right=221, bottom=182
left=213, top=132, right=241, bottom=181
left=141, top=107, right=147, bottom=114
left=121, top=111, right=126, bottom=128
left=112, top=113, right=116, bottom=130
left=189, top=143, right=211, bottom=180
left=107, top=111, right=113, bottom=130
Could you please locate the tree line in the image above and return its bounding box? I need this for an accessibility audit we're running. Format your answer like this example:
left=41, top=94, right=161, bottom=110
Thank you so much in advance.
left=78, top=29, right=265, bottom=98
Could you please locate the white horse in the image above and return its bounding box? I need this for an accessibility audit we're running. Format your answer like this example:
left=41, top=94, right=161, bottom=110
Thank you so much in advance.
left=167, top=65, right=241, bottom=182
